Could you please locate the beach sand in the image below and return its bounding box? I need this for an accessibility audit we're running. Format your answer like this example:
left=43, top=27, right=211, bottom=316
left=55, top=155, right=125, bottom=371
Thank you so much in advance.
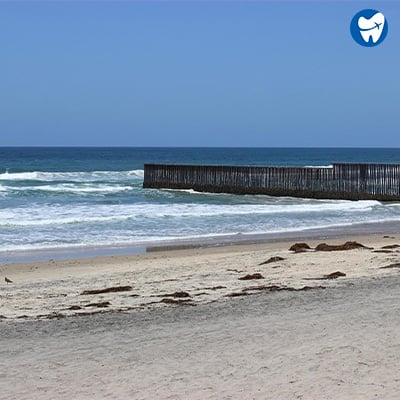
left=2, top=233, right=400, bottom=399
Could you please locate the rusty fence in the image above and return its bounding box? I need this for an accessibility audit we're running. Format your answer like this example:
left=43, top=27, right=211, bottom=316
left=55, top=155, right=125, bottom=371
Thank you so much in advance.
left=143, top=163, right=400, bottom=200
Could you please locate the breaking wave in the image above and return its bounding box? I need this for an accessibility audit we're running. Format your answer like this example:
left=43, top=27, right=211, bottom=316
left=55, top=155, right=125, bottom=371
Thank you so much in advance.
left=0, top=169, right=144, bottom=182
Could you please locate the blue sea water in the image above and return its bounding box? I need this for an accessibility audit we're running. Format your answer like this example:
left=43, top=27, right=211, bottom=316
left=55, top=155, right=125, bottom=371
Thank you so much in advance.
left=1, top=147, right=400, bottom=260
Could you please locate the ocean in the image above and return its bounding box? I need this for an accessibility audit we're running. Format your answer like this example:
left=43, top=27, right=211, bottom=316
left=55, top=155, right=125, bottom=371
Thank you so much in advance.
left=1, top=147, right=400, bottom=262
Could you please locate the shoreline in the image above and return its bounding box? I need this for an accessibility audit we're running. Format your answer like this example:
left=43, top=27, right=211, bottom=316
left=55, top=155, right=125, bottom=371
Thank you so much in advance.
left=2, top=229, right=400, bottom=322
left=2, top=219, right=400, bottom=265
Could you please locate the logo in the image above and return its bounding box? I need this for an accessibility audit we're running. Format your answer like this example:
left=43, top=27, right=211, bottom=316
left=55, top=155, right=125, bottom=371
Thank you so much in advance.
left=350, top=9, right=388, bottom=47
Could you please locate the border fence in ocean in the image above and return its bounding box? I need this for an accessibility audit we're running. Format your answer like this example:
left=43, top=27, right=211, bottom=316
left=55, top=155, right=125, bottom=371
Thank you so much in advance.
left=143, top=163, right=400, bottom=201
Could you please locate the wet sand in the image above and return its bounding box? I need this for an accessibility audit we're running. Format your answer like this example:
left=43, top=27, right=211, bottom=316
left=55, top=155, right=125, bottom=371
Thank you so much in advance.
left=2, top=233, right=400, bottom=398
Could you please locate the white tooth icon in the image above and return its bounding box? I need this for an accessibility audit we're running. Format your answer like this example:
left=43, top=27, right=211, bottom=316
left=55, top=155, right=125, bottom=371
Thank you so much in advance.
left=358, top=12, right=385, bottom=43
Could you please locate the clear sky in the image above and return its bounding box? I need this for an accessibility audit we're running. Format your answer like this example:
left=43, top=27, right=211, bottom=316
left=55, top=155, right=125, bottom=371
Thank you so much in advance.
left=0, top=1, right=399, bottom=147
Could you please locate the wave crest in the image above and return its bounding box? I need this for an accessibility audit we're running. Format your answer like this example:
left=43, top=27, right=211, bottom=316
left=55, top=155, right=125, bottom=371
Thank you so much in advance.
left=0, top=169, right=145, bottom=182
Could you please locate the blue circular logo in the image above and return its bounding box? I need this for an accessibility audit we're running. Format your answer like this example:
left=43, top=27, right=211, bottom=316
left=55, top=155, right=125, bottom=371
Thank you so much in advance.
left=350, top=9, right=388, bottom=47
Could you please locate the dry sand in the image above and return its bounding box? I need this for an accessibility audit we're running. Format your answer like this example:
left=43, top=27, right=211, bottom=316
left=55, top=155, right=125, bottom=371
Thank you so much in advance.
left=1, top=233, right=400, bottom=399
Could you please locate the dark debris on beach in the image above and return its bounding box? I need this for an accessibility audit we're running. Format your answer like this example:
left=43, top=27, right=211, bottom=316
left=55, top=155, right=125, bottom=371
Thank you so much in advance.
left=289, top=241, right=372, bottom=254
left=85, top=301, right=111, bottom=308
left=81, top=285, right=133, bottom=295
left=380, top=263, right=400, bottom=269
left=305, top=271, right=347, bottom=280
left=161, top=291, right=191, bottom=298
left=315, top=241, right=371, bottom=252
left=238, top=273, right=264, bottom=280
left=160, top=298, right=194, bottom=305
left=381, top=244, right=400, bottom=249
left=259, top=256, right=285, bottom=265
left=226, top=285, right=326, bottom=298
left=289, top=243, right=311, bottom=253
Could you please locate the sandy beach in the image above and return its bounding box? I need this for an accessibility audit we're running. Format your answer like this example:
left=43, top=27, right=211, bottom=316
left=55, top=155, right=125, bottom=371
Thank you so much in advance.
left=2, top=233, right=400, bottom=399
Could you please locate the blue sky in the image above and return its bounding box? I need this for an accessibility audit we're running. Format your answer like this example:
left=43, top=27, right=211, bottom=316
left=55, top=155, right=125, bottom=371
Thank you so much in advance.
left=0, top=1, right=399, bottom=147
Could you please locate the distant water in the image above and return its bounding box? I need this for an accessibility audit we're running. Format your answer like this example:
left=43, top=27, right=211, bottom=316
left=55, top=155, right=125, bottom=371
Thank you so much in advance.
left=1, top=147, right=400, bottom=259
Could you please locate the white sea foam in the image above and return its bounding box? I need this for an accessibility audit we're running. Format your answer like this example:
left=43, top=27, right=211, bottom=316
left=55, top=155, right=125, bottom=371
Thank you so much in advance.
left=0, top=200, right=382, bottom=228
left=304, top=165, right=333, bottom=168
left=0, top=171, right=42, bottom=180
left=0, top=169, right=145, bottom=182
left=24, top=184, right=130, bottom=194
left=160, top=188, right=237, bottom=197
left=1, top=184, right=134, bottom=195
left=1, top=216, right=400, bottom=254
left=128, top=169, right=145, bottom=178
